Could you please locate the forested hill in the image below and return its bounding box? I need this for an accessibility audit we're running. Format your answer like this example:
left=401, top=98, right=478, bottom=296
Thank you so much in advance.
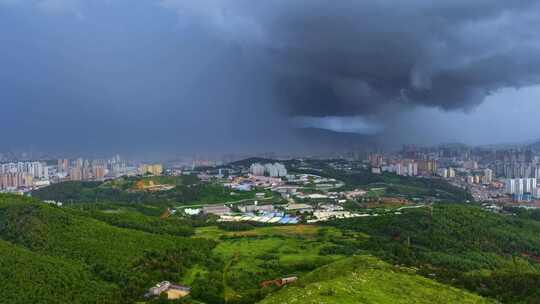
left=325, top=204, right=540, bottom=303
left=31, top=175, right=255, bottom=205
left=2, top=193, right=540, bottom=303
left=0, top=194, right=216, bottom=303
left=0, top=238, right=122, bottom=304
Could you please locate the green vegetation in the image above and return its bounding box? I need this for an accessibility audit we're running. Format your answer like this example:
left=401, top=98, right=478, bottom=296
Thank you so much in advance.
left=190, top=225, right=347, bottom=304
left=3, top=184, right=540, bottom=304
left=326, top=204, right=540, bottom=303
left=32, top=175, right=257, bottom=205
left=0, top=238, right=121, bottom=304
left=0, top=194, right=216, bottom=303
left=73, top=206, right=196, bottom=236
left=293, top=163, right=471, bottom=202
left=1, top=194, right=349, bottom=304
left=258, top=255, right=493, bottom=304
left=505, top=206, right=540, bottom=222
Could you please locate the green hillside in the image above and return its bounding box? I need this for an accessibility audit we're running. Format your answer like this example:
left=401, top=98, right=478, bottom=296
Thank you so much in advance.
left=326, top=204, right=540, bottom=303
left=0, top=239, right=121, bottom=304
left=326, top=204, right=540, bottom=268
left=31, top=175, right=256, bottom=205
left=189, top=225, right=348, bottom=304
left=2, top=193, right=540, bottom=303
left=290, top=161, right=471, bottom=202
left=0, top=194, right=216, bottom=302
left=258, top=255, right=493, bottom=304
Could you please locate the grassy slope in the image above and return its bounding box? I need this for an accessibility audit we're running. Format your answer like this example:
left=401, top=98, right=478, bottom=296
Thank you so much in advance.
left=0, top=239, right=121, bottom=304
left=193, top=225, right=348, bottom=303
left=258, top=256, right=493, bottom=304
left=325, top=204, right=540, bottom=303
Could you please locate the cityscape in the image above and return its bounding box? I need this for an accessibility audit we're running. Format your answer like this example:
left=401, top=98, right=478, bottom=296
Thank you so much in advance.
left=4, top=145, right=540, bottom=209
left=3, top=1, right=540, bottom=304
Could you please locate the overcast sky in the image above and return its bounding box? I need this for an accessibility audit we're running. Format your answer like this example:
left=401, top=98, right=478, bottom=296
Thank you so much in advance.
left=1, top=0, right=540, bottom=156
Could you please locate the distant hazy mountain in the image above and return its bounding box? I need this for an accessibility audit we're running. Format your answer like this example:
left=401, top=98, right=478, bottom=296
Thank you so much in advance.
left=294, top=127, right=383, bottom=152
left=527, top=140, right=540, bottom=151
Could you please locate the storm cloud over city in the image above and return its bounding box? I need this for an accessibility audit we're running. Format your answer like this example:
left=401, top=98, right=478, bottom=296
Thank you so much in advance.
left=2, top=0, right=540, bottom=155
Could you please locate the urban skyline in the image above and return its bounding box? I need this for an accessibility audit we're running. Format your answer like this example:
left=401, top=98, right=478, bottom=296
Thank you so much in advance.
left=3, top=2, right=540, bottom=303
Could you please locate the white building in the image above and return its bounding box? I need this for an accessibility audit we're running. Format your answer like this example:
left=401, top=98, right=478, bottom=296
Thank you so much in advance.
left=183, top=208, right=201, bottom=216
left=274, top=163, right=287, bottom=177
left=264, top=163, right=278, bottom=177
left=505, top=178, right=537, bottom=196
left=250, top=162, right=287, bottom=177
left=382, top=161, right=417, bottom=177
left=0, top=161, right=48, bottom=179
left=484, top=169, right=493, bottom=184
left=249, top=163, right=266, bottom=176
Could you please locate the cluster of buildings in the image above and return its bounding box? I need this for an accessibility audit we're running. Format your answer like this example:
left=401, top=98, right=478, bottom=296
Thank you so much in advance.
left=0, top=172, right=36, bottom=190
left=183, top=203, right=301, bottom=224
left=367, top=145, right=540, bottom=204
left=184, top=197, right=387, bottom=225
left=0, top=154, right=137, bottom=192
left=249, top=162, right=287, bottom=177
left=505, top=178, right=539, bottom=201
left=220, top=212, right=300, bottom=224
left=0, top=161, right=50, bottom=191
left=58, top=155, right=135, bottom=182
left=464, top=169, right=493, bottom=185
left=438, top=167, right=456, bottom=179
left=138, top=163, right=163, bottom=176
left=381, top=159, right=419, bottom=176
left=168, top=160, right=434, bottom=226
left=374, top=156, right=438, bottom=177
left=225, top=175, right=285, bottom=191
left=58, top=158, right=107, bottom=181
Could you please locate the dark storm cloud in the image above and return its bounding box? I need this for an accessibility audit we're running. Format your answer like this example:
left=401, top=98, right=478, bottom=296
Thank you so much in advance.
left=2, top=0, right=540, bottom=155
left=0, top=0, right=288, bottom=155
left=169, top=0, right=540, bottom=118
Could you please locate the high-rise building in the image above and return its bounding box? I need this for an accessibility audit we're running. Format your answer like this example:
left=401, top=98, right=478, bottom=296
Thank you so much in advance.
left=463, top=160, right=478, bottom=170
left=400, top=159, right=418, bottom=176
left=28, top=162, right=47, bottom=179
left=93, top=165, right=106, bottom=181
left=58, top=159, right=69, bottom=173
left=250, top=163, right=266, bottom=176
left=250, top=163, right=287, bottom=177
left=264, top=163, right=279, bottom=177
left=368, top=154, right=384, bottom=168
left=76, top=158, right=84, bottom=169
left=418, top=159, right=437, bottom=175
left=505, top=178, right=538, bottom=198
left=448, top=167, right=456, bottom=178
left=69, top=167, right=82, bottom=181
left=483, top=169, right=493, bottom=184
left=0, top=172, right=33, bottom=190
left=440, top=168, right=449, bottom=178
left=505, top=179, right=516, bottom=194
left=535, top=164, right=540, bottom=179
left=274, top=163, right=287, bottom=177
left=0, top=161, right=49, bottom=189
